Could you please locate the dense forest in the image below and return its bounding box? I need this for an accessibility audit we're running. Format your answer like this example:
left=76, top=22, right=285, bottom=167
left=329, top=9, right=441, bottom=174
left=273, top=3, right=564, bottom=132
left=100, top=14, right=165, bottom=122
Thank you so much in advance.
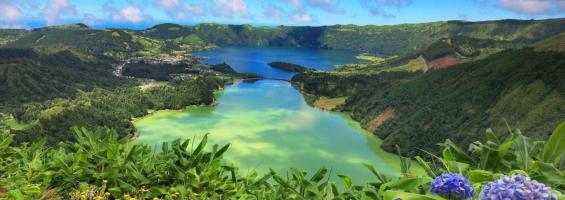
left=0, top=48, right=128, bottom=107
left=268, top=62, right=310, bottom=73
left=138, top=18, right=565, bottom=55
left=10, top=77, right=224, bottom=145
left=294, top=47, right=565, bottom=157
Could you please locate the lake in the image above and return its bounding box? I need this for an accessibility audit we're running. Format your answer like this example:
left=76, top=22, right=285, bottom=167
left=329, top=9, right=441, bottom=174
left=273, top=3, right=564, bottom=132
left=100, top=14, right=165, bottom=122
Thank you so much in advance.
left=136, top=47, right=411, bottom=183
left=192, top=46, right=361, bottom=80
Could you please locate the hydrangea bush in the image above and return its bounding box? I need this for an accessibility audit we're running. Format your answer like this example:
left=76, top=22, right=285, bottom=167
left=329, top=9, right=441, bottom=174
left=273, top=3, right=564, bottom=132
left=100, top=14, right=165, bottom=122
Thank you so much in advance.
left=479, top=175, right=557, bottom=200
left=430, top=173, right=475, bottom=199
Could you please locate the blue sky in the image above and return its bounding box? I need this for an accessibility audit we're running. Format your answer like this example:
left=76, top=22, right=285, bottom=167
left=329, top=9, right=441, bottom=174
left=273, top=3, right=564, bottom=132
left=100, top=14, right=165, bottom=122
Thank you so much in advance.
left=1, top=0, right=564, bottom=29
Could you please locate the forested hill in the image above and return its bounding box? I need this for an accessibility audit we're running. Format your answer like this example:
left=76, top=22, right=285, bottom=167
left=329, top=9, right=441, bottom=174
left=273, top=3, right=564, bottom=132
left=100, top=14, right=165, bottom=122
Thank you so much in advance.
left=0, top=48, right=126, bottom=106
left=2, top=18, right=564, bottom=57
left=139, top=18, right=565, bottom=55
left=293, top=47, right=565, bottom=157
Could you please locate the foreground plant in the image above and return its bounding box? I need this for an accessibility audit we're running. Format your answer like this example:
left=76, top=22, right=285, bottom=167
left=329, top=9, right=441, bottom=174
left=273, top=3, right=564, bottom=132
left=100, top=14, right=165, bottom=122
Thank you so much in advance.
left=479, top=175, right=557, bottom=200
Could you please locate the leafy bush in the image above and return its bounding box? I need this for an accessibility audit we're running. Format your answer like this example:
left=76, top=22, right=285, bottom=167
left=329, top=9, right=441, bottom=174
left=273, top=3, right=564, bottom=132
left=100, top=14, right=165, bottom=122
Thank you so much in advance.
left=0, top=121, right=563, bottom=199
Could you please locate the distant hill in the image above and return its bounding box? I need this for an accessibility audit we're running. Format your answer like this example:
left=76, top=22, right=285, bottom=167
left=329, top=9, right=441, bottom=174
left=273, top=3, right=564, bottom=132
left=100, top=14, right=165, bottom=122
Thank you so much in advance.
left=293, top=47, right=565, bottom=156
left=3, top=24, right=164, bottom=59
left=338, top=35, right=522, bottom=73
left=0, top=48, right=126, bottom=106
left=139, top=18, right=565, bottom=55
left=0, top=29, right=28, bottom=46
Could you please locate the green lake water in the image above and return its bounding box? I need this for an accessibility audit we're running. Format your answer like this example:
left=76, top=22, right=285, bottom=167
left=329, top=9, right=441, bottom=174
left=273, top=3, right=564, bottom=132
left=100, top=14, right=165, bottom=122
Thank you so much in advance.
left=136, top=80, right=407, bottom=183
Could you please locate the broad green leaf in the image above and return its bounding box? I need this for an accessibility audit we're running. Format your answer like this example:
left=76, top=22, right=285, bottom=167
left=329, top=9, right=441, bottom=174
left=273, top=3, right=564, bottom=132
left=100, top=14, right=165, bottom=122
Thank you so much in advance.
left=363, top=163, right=390, bottom=182
left=309, top=167, right=327, bottom=182
left=542, top=122, right=565, bottom=164
left=380, top=177, right=432, bottom=191
left=338, top=174, right=352, bottom=189
left=415, top=156, right=436, bottom=178
left=466, top=169, right=494, bottom=183
left=513, top=130, right=531, bottom=171
left=383, top=190, right=443, bottom=200
left=485, top=128, right=500, bottom=144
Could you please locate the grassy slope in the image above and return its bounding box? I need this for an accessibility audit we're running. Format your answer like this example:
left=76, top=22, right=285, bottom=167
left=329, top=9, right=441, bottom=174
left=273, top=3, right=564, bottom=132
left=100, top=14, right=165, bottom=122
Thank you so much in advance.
left=534, top=32, right=565, bottom=52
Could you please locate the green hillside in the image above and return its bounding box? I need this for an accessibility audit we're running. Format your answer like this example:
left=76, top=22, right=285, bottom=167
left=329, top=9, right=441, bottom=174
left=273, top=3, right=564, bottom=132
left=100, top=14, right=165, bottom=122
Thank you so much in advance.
left=4, top=24, right=164, bottom=59
left=535, top=32, right=565, bottom=52
left=0, top=48, right=126, bottom=106
left=338, top=35, right=521, bottom=73
left=139, top=18, right=565, bottom=55
left=0, top=29, right=28, bottom=46
left=293, top=48, right=565, bottom=156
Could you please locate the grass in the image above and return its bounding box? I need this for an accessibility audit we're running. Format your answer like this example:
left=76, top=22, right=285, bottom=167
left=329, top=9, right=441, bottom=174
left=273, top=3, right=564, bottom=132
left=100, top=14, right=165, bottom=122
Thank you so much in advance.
left=313, top=96, right=348, bottom=111
left=356, top=54, right=385, bottom=62
left=0, top=114, right=33, bottom=130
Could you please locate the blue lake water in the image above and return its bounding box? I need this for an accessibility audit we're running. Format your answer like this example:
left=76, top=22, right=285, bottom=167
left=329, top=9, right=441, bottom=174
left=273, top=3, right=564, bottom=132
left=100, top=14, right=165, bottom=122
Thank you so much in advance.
left=136, top=47, right=419, bottom=183
left=192, top=46, right=361, bottom=79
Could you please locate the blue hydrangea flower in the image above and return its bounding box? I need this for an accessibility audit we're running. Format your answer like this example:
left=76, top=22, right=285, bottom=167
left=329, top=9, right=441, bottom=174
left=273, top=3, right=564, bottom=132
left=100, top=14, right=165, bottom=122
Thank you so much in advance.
left=479, top=175, right=557, bottom=200
left=430, top=173, right=475, bottom=199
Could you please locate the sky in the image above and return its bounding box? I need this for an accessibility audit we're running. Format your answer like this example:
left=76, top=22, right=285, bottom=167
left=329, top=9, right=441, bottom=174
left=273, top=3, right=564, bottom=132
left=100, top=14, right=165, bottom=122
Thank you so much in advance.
left=1, top=0, right=564, bottom=29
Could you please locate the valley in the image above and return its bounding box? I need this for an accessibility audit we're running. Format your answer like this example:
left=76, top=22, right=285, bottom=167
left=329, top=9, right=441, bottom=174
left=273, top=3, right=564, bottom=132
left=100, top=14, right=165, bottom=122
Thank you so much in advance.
left=0, top=15, right=564, bottom=199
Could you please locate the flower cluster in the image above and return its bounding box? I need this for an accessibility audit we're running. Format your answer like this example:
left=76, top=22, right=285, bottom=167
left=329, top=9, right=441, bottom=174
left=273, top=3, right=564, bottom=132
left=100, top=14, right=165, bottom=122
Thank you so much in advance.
left=430, top=173, right=475, bottom=199
left=479, top=175, right=557, bottom=200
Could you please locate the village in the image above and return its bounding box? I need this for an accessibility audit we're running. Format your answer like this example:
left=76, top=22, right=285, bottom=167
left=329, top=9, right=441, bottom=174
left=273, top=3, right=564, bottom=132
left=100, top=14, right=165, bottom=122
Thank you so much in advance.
left=112, top=55, right=218, bottom=79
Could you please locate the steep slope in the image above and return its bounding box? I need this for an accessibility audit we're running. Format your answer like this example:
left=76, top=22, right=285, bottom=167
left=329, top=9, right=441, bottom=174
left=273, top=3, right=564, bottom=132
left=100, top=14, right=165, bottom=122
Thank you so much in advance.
left=534, top=32, right=565, bottom=52
left=140, top=18, right=565, bottom=55
left=293, top=48, right=565, bottom=156
left=338, top=35, right=521, bottom=73
left=0, top=48, right=126, bottom=106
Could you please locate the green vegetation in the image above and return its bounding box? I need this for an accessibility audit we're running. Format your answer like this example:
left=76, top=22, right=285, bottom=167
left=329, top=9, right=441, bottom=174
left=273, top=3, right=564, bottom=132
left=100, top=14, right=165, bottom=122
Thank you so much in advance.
left=0, top=29, right=28, bottom=46
left=293, top=48, right=565, bottom=157
left=313, top=96, right=347, bottom=111
left=123, top=62, right=190, bottom=81
left=0, top=121, right=563, bottom=199
left=0, top=48, right=128, bottom=106
left=268, top=62, right=310, bottom=73
left=210, top=62, right=237, bottom=74
left=9, top=77, right=224, bottom=145
left=139, top=18, right=565, bottom=55
left=534, top=32, right=565, bottom=53
left=337, top=35, right=521, bottom=73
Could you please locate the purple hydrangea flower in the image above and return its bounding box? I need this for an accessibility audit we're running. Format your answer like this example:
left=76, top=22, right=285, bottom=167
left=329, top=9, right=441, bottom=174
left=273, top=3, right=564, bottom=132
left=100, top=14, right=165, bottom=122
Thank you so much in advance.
left=479, top=175, right=557, bottom=200
left=430, top=173, right=475, bottom=199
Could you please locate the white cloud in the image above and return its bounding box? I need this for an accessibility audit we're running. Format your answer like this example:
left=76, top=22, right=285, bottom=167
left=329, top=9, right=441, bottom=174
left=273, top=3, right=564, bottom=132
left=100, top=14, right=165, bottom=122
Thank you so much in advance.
left=370, top=6, right=395, bottom=18
left=0, top=3, right=22, bottom=21
left=305, top=0, right=341, bottom=13
left=358, top=0, right=410, bottom=18
left=43, top=0, right=77, bottom=25
left=111, top=4, right=147, bottom=23
left=263, top=4, right=314, bottom=23
left=376, top=0, right=411, bottom=6
left=497, top=0, right=552, bottom=15
left=290, top=0, right=303, bottom=8
left=212, top=0, right=252, bottom=18
left=81, top=14, right=96, bottom=26
left=154, top=0, right=205, bottom=19
left=290, top=11, right=313, bottom=23
left=263, top=5, right=286, bottom=21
